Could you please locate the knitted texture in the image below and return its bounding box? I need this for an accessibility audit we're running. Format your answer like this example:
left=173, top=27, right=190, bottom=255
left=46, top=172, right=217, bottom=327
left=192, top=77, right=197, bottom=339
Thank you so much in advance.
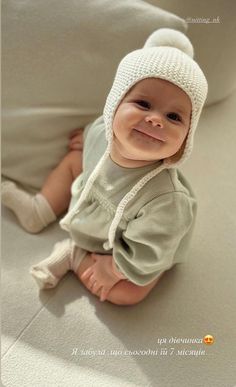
left=60, top=29, right=208, bottom=249
left=103, top=44, right=208, bottom=166
left=30, top=239, right=87, bottom=289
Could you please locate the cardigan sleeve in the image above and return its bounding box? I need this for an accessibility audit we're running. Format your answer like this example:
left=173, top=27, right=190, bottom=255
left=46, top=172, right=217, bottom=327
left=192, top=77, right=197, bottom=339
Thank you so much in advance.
left=112, top=191, right=196, bottom=286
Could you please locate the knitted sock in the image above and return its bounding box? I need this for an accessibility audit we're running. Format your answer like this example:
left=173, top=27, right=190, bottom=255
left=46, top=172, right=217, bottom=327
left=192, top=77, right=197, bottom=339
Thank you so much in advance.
left=30, top=239, right=87, bottom=290
left=1, top=181, right=56, bottom=233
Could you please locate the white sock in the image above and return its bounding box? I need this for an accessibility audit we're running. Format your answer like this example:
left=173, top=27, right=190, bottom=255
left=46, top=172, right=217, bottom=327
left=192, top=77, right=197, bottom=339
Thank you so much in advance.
left=30, top=238, right=87, bottom=290
left=1, top=181, right=56, bottom=233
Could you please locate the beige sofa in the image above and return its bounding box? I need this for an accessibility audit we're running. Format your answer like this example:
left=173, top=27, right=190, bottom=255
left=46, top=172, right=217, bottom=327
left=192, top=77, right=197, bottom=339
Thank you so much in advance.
left=2, top=1, right=236, bottom=386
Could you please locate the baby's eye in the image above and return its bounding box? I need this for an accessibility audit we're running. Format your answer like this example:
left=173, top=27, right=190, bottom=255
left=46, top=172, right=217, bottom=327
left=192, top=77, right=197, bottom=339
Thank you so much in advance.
left=135, top=100, right=150, bottom=109
left=167, top=112, right=181, bottom=122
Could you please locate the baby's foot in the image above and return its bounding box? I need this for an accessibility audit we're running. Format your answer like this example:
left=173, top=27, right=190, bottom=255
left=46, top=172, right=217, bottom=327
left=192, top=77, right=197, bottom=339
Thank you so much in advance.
left=69, top=128, right=84, bottom=150
left=1, top=181, right=56, bottom=233
left=30, top=239, right=87, bottom=290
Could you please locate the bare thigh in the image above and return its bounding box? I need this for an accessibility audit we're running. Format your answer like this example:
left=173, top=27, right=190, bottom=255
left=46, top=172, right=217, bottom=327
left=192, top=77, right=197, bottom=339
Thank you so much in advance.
left=60, top=150, right=83, bottom=179
left=41, top=150, right=83, bottom=215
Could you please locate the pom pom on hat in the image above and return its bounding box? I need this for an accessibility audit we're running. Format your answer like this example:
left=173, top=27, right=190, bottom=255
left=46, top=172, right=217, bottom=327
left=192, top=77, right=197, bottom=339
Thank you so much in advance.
left=144, top=28, right=194, bottom=58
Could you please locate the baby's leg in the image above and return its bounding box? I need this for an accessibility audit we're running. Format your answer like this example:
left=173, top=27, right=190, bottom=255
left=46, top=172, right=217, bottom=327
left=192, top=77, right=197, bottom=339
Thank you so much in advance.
left=30, top=242, right=163, bottom=304
left=41, top=150, right=83, bottom=215
left=1, top=150, right=82, bottom=233
left=76, top=254, right=164, bottom=306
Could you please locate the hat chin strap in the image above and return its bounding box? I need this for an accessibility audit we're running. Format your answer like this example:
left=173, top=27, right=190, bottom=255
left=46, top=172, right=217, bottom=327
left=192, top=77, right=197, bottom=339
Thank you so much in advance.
left=105, top=136, right=191, bottom=248
left=106, top=161, right=167, bottom=250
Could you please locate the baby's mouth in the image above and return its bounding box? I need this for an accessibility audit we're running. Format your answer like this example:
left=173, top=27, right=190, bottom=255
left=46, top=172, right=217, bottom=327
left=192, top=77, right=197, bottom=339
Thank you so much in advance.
left=133, top=127, right=166, bottom=142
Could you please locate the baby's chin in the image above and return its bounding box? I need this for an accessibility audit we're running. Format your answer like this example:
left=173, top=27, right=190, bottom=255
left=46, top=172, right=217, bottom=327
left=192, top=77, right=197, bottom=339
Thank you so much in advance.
left=123, top=144, right=166, bottom=162
left=110, top=143, right=161, bottom=168
left=119, top=149, right=164, bottom=165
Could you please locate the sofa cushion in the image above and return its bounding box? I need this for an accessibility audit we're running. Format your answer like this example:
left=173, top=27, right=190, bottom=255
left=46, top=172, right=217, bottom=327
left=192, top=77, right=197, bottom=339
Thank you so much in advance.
left=147, top=0, right=236, bottom=106
left=2, top=0, right=187, bottom=191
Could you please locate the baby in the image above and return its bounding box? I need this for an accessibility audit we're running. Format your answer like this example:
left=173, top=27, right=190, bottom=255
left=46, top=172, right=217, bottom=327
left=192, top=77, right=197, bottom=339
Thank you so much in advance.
left=1, top=29, right=208, bottom=305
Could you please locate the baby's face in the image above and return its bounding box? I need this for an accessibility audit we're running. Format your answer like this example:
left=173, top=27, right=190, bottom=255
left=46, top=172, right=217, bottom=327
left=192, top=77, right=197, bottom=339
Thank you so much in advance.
left=111, top=78, right=192, bottom=168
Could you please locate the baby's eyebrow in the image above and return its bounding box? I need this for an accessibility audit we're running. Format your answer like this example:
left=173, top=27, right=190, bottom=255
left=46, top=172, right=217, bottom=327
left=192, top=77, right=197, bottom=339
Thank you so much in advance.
left=132, top=93, right=149, bottom=98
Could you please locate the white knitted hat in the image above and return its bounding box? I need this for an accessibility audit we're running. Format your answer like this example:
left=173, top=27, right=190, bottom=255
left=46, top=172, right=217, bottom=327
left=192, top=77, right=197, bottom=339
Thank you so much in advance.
left=60, top=28, right=208, bottom=249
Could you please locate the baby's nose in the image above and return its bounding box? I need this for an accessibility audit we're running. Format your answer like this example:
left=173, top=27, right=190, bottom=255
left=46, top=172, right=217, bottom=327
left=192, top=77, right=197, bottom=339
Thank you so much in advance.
left=145, top=114, right=163, bottom=128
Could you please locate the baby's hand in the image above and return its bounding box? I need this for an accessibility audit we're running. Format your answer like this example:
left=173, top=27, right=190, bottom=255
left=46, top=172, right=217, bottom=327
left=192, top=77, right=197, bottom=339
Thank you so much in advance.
left=69, top=128, right=84, bottom=150
left=81, top=254, right=122, bottom=302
